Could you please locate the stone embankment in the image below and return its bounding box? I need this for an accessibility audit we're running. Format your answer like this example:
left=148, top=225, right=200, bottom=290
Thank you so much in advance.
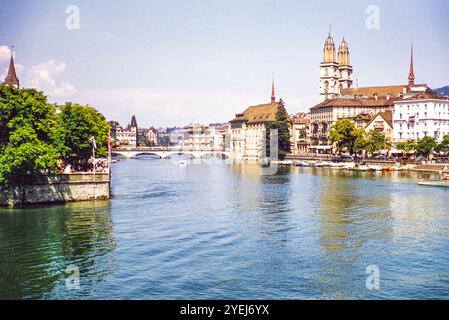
left=0, top=173, right=110, bottom=207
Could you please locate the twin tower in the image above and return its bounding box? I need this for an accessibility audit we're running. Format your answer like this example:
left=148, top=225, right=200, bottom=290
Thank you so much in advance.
left=320, top=32, right=353, bottom=101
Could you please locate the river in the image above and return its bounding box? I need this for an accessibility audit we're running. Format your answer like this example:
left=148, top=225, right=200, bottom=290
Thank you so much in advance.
left=1, top=157, right=449, bottom=299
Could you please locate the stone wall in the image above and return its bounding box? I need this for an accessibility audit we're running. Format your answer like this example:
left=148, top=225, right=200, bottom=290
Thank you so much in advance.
left=0, top=173, right=110, bottom=207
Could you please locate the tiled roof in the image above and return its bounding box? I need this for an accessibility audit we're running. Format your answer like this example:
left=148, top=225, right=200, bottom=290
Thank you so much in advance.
left=340, top=85, right=425, bottom=98
left=231, top=102, right=280, bottom=124
left=403, top=92, right=449, bottom=101
left=368, top=111, right=393, bottom=128
left=310, top=97, right=399, bottom=110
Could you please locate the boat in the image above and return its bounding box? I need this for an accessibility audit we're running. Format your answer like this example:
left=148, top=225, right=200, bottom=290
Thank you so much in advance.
left=418, top=179, right=449, bottom=187
left=179, top=160, right=188, bottom=166
left=352, top=165, right=369, bottom=172
left=368, top=165, right=383, bottom=172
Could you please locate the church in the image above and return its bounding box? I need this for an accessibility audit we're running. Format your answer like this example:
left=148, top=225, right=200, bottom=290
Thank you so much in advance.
left=319, top=33, right=353, bottom=101
left=320, top=32, right=428, bottom=101
left=2, top=49, right=20, bottom=88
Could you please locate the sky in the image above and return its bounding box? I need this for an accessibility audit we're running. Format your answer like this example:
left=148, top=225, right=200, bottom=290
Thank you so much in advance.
left=1, top=0, right=448, bottom=128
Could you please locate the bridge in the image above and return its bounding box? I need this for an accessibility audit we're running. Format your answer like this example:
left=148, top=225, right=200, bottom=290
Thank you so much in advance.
left=112, top=147, right=230, bottom=159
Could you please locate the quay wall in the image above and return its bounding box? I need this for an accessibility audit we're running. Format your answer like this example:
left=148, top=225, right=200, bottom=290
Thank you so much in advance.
left=0, top=173, right=110, bottom=207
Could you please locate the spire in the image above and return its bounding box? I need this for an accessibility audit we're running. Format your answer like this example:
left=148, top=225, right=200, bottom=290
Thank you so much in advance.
left=4, top=46, right=20, bottom=88
left=271, top=73, right=276, bottom=103
left=408, top=44, right=415, bottom=86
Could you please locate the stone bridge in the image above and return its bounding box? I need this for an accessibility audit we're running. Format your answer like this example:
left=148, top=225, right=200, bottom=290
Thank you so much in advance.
left=112, top=147, right=230, bottom=159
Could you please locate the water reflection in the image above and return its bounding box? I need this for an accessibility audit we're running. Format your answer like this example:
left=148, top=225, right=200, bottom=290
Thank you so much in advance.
left=0, top=201, right=115, bottom=299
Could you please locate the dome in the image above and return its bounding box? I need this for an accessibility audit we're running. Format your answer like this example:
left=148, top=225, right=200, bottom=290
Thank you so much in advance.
left=325, top=34, right=335, bottom=47
left=339, top=37, right=348, bottom=51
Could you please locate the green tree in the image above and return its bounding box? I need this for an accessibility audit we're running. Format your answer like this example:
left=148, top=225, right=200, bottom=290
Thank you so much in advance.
left=436, top=135, right=449, bottom=154
left=396, top=139, right=417, bottom=156
left=266, top=99, right=291, bottom=160
left=353, top=128, right=367, bottom=157
left=0, top=84, right=59, bottom=184
left=329, top=119, right=362, bottom=155
left=416, top=136, right=437, bottom=159
left=52, top=103, right=109, bottom=171
left=365, top=130, right=387, bottom=157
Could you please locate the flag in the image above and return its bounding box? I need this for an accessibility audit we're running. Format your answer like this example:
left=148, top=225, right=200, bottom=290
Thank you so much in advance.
left=90, top=136, right=97, bottom=149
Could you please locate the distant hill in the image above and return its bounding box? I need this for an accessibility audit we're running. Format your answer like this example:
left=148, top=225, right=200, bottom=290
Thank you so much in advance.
left=435, top=86, right=449, bottom=97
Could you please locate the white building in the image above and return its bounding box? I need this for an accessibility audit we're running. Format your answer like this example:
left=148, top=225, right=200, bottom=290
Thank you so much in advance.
left=116, top=115, right=138, bottom=148
left=393, top=92, right=449, bottom=143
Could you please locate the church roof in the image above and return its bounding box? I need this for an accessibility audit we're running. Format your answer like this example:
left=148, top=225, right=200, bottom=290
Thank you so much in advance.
left=231, top=102, right=280, bottom=124
left=4, top=54, right=19, bottom=87
left=340, top=85, right=411, bottom=98
left=311, top=97, right=399, bottom=110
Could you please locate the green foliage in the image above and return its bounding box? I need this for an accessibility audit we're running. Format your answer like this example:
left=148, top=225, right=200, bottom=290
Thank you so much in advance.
left=353, top=128, right=367, bottom=156
left=0, top=85, right=58, bottom=184
left=416, top=136, right=437, bottom=158
left=365, top=130, right=388, bottom=156
left=395, top=139, right=417, bottom=154
left=52, top=103, right=108, bottom=171
left=329, top=119, right=362, bottom=155
left=436, top=135, right=449, bottom=154
left=266, top=99, right=291, bottom=160
left=0, top=84, right=109, bottom=185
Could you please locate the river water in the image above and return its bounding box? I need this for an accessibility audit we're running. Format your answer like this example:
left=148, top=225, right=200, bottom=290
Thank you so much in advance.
left=1, top=157, right=449, bottom=300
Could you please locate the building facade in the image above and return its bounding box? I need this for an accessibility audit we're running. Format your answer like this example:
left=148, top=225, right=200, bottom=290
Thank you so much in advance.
left=290, top=112, right=310, bottom=154
left=393, top=93, right=449, bottom=143
left=230, top=82, right=289, bottom=161
left=115, top=115, right=138, bottom=148
left=366, top=112, right=394, bottom=143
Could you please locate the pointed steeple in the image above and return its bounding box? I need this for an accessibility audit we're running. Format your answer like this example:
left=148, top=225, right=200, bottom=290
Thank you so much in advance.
left=271, top=73, right=276, bottom=104
left=4, top=47, right=20, bottom=88
left=408, top=44, right=415, bottom=86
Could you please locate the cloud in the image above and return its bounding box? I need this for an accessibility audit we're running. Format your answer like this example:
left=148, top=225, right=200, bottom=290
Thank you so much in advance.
left=28, top=60, right=77, bottom=101
left=0, top=45, right=11, bottom=64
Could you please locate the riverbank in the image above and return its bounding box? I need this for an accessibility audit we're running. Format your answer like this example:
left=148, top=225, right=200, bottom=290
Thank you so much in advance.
left=0, top=173, right=110, bottom=207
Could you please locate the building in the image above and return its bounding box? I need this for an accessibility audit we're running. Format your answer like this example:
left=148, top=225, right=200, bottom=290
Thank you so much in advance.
left=115, top=115, right=138, bottom=147
left=290, top=112, right=310, bottom=154
left=145, top=127, right=158, bottom=146
left=309, top=97, right=397, bottom=153
left=3, top=49, right=20, bottom=88
left=182, top=123, right=214, bottom=151
left=366, top=111, right=394, bottom=143
left=230, top=81, right=290, bottom=160
left=393, top=92, right=449, bottom=143
left=320, top=33, right=353, bottom=101
left=320, top=33, right=428, bottom=101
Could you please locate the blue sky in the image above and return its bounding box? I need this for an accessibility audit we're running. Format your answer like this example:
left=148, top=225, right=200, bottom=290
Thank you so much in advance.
left=1, top=0, right=448, bottom=127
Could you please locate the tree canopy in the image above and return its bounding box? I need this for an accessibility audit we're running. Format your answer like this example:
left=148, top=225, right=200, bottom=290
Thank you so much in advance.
left=266, top=99, right=291, bottom=160
left=329, top=119, right=362, bottom=155
left=415, top=136, right=437, bottom=158
left=0, top=84, right=109, bottom=185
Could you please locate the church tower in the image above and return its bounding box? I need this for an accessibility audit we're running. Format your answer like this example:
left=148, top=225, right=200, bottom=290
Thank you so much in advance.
left=320, top=32, right=340, bottom=101
left=338, top=37, right=353, bottom=91
left=408, top=44, right=415, bottom=86
left=4, top=48, right=20, bottom=88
